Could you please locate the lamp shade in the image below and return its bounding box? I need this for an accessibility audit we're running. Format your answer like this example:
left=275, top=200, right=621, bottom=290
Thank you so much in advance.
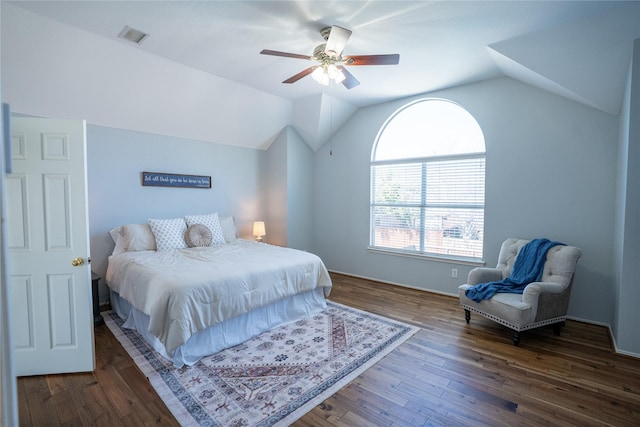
left=253, top=221, right=266, bottom=238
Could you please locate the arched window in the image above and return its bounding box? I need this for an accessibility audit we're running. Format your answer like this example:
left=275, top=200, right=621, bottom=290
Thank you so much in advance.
left=370, top=99, right=485, bottom=260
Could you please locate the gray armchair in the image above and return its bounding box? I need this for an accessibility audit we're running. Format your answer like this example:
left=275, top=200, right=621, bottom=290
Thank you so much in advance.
left=458, top=238, right=582, bottom=345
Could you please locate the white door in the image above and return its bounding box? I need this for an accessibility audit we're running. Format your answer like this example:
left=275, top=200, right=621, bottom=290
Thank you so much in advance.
left=7, top=117, right=94, bottom=376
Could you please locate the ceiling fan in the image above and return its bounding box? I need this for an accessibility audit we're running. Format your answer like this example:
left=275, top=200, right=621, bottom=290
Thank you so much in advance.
left=260, top=25, right=399, bottom=89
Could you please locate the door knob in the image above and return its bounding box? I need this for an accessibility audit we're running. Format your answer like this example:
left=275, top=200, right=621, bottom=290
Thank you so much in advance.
left=71, top=257, right=85, bottom=267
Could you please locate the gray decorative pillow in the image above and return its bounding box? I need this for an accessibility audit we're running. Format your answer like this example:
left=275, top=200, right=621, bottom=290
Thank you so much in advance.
left=185, top=224, right=213, bottom=248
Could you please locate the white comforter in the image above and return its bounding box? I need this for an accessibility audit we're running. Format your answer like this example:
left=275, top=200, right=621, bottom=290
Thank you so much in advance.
left=106, top=239, right=332, bottom=355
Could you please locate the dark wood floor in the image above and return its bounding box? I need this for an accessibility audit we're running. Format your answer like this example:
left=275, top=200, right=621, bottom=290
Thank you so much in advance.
left=17, top=272, right=640, bottom=426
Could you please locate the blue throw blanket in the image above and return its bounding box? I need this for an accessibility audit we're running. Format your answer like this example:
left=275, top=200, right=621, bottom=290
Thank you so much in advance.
left=465, top=238, right=564, bottom=302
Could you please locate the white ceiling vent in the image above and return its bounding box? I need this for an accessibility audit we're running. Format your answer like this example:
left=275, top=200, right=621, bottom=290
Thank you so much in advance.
left=118, top=26, right=148, bottom=44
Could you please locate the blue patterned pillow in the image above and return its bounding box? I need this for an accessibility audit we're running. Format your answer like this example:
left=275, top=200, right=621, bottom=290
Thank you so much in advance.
left=184, top=213, right=225, bottom=245
left=148, top=217, right=187, bottom=251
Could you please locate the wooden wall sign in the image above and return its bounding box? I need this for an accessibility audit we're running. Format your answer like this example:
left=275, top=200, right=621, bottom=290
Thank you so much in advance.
left=142, top=172, right=211, bottom=189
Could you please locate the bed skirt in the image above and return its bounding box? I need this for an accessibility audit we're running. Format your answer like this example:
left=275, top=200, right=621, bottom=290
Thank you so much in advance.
left=109, top=288, right=328, bottom=367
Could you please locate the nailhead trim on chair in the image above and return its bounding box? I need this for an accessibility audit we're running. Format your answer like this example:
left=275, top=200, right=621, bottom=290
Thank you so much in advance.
left=461, top=303, right=566, bottom=332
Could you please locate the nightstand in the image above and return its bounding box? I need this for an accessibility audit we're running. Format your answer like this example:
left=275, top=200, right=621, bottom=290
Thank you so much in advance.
left=91, top=272, right=105, bottom=326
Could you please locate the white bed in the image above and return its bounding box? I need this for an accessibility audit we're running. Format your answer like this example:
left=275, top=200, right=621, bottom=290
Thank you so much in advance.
left=105, top=216, right=332, bottom=367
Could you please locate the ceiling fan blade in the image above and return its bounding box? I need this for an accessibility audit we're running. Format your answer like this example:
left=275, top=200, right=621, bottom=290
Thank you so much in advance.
left=345, top=54, right=400, bottom=66
left=283, top=66, right=318, bottom=84
left=260, top=49, right=312, bottom=60
left=325, top=25, right=352, bottom=57
left=339, top=66, right=360, bottom=89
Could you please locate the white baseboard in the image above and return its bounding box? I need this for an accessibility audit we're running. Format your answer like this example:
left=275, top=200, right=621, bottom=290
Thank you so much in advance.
left=328, top=269, right=459, bottom=298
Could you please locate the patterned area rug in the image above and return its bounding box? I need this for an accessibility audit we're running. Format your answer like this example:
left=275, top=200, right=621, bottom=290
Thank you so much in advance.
left=104, top=301, right=419, bottom=427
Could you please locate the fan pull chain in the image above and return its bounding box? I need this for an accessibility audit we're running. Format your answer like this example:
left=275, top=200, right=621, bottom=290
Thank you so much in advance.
left=330, top=96, right=333, bottom=156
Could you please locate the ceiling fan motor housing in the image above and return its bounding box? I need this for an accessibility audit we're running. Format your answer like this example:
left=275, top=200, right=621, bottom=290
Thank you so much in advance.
left=320, top=26, right=333, bottom=41
left=314, top=44, right=339, bottom=62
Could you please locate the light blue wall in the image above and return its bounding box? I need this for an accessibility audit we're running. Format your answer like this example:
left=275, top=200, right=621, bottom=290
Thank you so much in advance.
left=614, top=38, right=640, bottom=356
left=87, top=125, right=264, bottom=302
left=263, top=128, right=287, bottom=247
left=287, top=127, right=314, bottom=252
left=613, top=59, right=629, bottom=341
left=262, top=126, right=314, bottom=250
left=313, top=77, right=619, bottom=326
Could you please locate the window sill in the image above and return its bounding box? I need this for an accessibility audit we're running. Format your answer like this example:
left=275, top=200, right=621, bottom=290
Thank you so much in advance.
left=367, top=246, right=485, bottom=266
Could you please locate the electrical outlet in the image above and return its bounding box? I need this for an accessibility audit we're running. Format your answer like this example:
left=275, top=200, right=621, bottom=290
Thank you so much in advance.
left=451, top=268, right=458, bottom=278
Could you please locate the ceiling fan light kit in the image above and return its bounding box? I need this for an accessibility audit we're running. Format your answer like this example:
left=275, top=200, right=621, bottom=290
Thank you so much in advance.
left=311, top=63, right=345, bottom=85
left=260, top=25, right=399, bottom=89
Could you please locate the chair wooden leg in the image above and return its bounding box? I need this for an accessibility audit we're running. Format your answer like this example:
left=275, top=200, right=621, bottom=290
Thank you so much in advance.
left=464, top=309, right=470, bottom=324
left=553, top=322, right=565, bottom=336
left=513, top=331, right=521, bottom=346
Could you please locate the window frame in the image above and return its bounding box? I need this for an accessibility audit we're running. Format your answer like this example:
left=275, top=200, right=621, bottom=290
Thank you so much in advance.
left=369, top=99, right=486, bottom=264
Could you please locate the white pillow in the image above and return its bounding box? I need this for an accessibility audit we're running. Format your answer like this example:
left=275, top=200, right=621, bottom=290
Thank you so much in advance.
left=219, top=216, right=237, bottom=242
left=184, top=213, right=225, bottom=245
left=148, top=217, right=188, bottom=251
left=109, top=223, right=157, bottom=255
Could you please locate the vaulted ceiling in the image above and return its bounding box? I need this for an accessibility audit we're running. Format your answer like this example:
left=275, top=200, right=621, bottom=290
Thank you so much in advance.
left=3, top=1, right=639, bottom=150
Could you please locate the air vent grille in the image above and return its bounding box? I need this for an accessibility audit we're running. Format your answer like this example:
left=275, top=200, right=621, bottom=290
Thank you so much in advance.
left=118, top=26, right=148, bottom=44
